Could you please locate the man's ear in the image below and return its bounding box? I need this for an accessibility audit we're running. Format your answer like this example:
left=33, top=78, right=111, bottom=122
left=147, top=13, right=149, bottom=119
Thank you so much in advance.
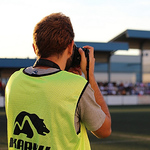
left=32, top=43, right=36, bottom=54
left=68, top=40, right=74, bottom=56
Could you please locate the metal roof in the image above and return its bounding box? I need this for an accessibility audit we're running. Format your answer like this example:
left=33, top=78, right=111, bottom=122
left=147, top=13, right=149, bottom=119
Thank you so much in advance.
left=0, top=58, right=35, bottom=68
left=109, top=29, right=150, bottom=49
left=0, top=42, right=129, bottom=68
left=75, top=41, right=128, bottom=52
left=75, top=41, right=129, bottom=63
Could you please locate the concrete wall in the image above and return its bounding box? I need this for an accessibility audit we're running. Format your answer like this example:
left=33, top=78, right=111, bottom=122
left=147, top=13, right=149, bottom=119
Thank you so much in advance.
left=1, top=95, right=150, bottom=107
left=0, top=96, right=5, bottom=107
left=104, top=95, right=150, bottom=105
left=94, top=72, right=136, bottom=83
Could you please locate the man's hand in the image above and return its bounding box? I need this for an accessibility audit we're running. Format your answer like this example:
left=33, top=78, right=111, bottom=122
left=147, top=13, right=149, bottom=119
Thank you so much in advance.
left=78, top=46, right=95, bottom=80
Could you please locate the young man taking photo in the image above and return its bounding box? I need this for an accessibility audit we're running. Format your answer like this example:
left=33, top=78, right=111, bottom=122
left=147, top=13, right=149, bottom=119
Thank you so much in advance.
left=5, top=13, right=111, bottom=150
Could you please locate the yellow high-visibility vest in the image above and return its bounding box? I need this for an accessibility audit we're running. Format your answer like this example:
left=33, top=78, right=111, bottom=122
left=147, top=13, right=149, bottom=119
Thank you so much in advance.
left=5, top=68, right=91, bottom=150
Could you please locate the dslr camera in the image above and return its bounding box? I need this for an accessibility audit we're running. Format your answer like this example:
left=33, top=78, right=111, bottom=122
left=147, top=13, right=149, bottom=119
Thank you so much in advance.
left=65, top=44, right=89, bottom=70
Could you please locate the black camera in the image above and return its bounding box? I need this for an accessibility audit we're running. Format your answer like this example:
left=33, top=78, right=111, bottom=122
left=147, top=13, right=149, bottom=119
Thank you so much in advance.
left=65, top=44, right=90, bottom=80
left=71, top=44, right=89, bottom=67
left=65, top=44, right=89, bottom=71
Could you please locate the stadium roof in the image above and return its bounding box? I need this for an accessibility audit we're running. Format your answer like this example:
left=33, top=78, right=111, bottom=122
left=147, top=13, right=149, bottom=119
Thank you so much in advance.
left=0, top=58, right=35, bottom=68
left=109, top=29, right=150, bottom=49
left=0, top=42, right=129, bottom=68
left=75, top=42, right=129, bottom=63
left=75, top=41, right=129, bottom=52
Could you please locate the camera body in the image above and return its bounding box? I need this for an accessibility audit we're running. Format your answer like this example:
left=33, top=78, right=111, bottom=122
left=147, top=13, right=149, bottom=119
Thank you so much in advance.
left=70, top=44, right=89, bottom=68
left=65, top=44, right=89, bottom=71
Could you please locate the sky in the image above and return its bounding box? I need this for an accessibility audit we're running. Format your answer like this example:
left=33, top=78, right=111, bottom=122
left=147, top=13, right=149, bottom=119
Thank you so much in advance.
left=0, top=0, right=150, bottom=58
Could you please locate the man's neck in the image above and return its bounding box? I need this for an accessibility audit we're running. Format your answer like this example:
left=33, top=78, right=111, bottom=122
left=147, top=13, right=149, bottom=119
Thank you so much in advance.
left=37, top=56, right=66, bottom=70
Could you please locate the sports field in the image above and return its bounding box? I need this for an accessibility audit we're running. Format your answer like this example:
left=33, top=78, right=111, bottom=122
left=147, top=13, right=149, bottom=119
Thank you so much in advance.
left=1, top=105, right=150, bottom=150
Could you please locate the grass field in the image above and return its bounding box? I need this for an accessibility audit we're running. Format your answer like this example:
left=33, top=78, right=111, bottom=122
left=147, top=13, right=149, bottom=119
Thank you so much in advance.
left=1, top=105, right=150, bottom=150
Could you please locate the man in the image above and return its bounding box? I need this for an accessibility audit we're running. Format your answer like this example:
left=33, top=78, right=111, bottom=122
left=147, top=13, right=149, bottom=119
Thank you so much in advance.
left=5, top=13, right=111, bottom=150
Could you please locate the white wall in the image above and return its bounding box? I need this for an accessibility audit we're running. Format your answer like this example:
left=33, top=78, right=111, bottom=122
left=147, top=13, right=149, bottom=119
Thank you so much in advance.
left=143, top=73, right=150, bottom=83
left=0, top=96, right=5, bottom=107
left=94, top=72, right=136, bottom=83
left=1, top=95, right=150, bottom=107
left=104, top=95, right=150, bottom=105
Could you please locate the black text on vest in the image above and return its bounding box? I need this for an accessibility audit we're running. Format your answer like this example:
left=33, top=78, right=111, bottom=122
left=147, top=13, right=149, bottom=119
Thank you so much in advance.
left=9, top=137, right=51, bottom=150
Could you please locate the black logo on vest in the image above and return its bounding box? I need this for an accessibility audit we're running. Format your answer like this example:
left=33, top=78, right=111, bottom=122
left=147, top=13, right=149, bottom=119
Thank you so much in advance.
left=10, top=111, right=51, bottom=150
left=13, top=111, right=50, bottom=138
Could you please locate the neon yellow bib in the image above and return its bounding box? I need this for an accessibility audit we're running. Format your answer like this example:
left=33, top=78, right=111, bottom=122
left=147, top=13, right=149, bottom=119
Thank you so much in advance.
left=5, top=69, right=91, bottom=150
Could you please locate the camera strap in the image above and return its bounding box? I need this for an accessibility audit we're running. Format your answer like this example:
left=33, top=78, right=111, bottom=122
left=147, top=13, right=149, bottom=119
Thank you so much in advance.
left=86, top=54, right=89, bottom=82
left=33, top=59, right=61, bottom=70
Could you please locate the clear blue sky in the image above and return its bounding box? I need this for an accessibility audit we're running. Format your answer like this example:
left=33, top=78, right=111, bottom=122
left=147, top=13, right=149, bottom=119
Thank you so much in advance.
left=0, top=0, right=150, bottom=58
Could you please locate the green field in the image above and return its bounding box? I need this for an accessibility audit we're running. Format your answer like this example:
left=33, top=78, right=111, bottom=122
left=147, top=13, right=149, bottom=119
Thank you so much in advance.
left=1, top=105, right=150, bottom=150
left=89, top=105, right=150, bottom=150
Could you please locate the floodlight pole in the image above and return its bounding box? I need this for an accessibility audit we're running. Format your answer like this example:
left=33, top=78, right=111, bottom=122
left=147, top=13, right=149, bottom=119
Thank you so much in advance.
left=0, top=69, right=1, bottom=79
left=108, top=54, right=111, bottom=83
left=139, top=42, right=144, bottom=83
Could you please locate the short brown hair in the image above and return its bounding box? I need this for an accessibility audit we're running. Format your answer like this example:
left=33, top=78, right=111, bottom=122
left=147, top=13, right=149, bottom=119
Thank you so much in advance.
left=33, top=13, right=74, bottom=58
